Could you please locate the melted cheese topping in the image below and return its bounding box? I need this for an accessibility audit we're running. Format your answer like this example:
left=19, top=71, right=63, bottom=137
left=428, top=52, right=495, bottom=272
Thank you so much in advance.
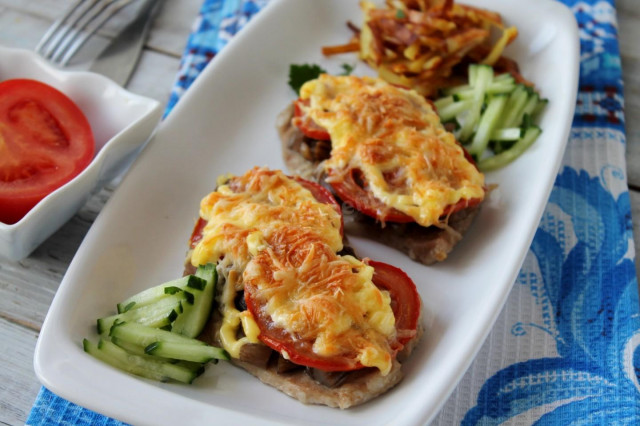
left=299, top=74, right=485, bottom=227
left=191, top=167, right=343, bottom=270
left=190, top=167, right=397, bottom=374
left=218, top=269, right=261, bottom=358
left=243, top=227, right=395, bottom=374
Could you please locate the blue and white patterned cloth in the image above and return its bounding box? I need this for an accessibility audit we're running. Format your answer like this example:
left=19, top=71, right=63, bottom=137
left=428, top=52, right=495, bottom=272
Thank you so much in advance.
left=27, top=0, right=639, bottom=424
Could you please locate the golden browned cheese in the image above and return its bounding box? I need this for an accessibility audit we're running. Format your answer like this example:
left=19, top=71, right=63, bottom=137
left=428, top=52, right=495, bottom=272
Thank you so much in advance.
left=298, top=74, right=485, bottom=228
left=190, top=167, right=397, bottom=374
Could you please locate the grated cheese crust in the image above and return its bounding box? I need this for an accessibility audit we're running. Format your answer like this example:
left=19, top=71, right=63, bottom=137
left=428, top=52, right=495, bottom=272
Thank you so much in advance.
left=299, top=74, right=485, bottom=227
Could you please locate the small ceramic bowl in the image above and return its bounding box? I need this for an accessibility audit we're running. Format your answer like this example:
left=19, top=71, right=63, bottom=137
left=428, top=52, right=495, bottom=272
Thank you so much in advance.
left=0, top=46, right=163, bottom=261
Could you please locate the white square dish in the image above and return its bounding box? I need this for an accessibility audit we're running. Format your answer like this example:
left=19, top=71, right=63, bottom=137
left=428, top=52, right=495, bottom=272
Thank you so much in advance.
left=0, top=46, right=163, bottom=261
left=34, top=0, right=579, bottom=424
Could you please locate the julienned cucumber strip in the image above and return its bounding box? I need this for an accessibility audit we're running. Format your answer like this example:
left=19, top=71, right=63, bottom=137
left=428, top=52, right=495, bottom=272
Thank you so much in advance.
left=443, top=78, right=516, bottom=99
left=433, top=95, right=454, bottom=111
left=478, top=126, right=542, bottom=171
left=171, top=263, right=217, bottom=338
left=500, top=84, right=531, bottom=128
left=458, top=64, right=493, bottom=142
left=433, top=64, right=547, bottom=170
left=469, top=95, right=508, bottom=156
left=145, top=341, right=230, bottom=363
left=83, top=338, right=203, bottom=384
left=117, top=275, right=205, bottom=313
left=491, top=127, right=523, bottom=141
left=438, top=99, right=473, bottom=122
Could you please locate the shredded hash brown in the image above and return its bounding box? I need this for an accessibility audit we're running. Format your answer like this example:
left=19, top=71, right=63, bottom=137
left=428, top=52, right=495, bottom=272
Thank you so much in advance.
left=322, top=0, right=523, bottom=97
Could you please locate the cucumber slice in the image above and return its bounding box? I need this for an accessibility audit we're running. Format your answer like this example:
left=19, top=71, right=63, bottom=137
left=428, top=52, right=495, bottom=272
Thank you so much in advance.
left=171, top=263, right=217, bottom=338
left=437, top=99, right=473, bottom=122
left=433, top=63, right=547, bottom=170
left=110, top=337, right=207, bottom=372
left=110, top=321, right=207, bottom=347
left=145, top=341, right=230, bottom=363
left=500, top=85, right=530, bottom=128
left=433, top=95, right=454, bottom=111
left=491, top=127, right=523, bottom=141
left=98, top=293, right=186, bottom=334
left=532, top=98, right=549, bottom=118
left=458, top=64, right=493, bottom=142
left=445, top=80, right=516, bottom=100
left=469, top=95, right=508, bottom=156
left=518, top=91, right=541, bottom=125
left=442, top=74, right=514, bottom=97
left=478, top=126, right=542, bottom=171
left=117, top=275, right=204, bottom=313
left=110, top=336, right=178, bottom=363
left=84, top=338, right=202, bottom=384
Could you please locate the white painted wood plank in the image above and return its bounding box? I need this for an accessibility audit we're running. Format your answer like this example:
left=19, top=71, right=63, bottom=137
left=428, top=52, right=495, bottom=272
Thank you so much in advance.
left=0, top=0, right=201, bottom=56
left=0, top=318, right=40, bottom=426
left=147, top=0, right=202, bottom=56
left=0, top=187, right=113, bottom=330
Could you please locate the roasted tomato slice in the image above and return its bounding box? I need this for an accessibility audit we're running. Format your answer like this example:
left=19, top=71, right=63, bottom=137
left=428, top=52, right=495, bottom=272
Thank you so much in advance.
left=245, top=259, right=421, bottom=371
left=328, top=167, right=483, bottom=224
left=188, top=176, right=343, bottom=248
left=0, top=79, right=95, bottom=224
left=292, top=98, right=331, bottom=141
left=245, top=293, right=364, bottom=372
left=368, top=260, right=421, bottom=349
left=328, top=167, right=414, bottom=223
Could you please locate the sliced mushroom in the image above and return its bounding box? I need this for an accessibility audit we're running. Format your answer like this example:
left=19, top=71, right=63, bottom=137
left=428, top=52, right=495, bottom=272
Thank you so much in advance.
left=238, top=343, right=274, bottom=369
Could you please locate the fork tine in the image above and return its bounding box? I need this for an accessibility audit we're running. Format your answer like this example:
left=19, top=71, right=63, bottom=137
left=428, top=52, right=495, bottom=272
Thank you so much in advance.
left=35, top=0, right=89, bottom=54
left=58, top=0, right=135, bottom=65
left=38, top=0, right=101, bottom=59
left=37, top=0, right=135, bottom=65
left=48, top=0, right=114, bottom=63
left=46, top=0, right=113, bottom=62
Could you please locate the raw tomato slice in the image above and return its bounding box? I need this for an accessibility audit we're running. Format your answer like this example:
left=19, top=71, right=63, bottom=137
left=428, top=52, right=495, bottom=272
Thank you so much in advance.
left=0, top=79, right=94, bottom=224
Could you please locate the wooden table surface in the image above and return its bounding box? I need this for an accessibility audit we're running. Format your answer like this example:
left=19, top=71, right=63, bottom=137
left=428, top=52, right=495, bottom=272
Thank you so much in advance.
left=0, top=0, right=638, bottom=424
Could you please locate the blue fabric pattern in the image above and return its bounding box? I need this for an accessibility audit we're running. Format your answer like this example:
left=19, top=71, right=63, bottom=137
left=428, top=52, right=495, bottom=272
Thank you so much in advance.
left=27, top=0, right=639, bottom=424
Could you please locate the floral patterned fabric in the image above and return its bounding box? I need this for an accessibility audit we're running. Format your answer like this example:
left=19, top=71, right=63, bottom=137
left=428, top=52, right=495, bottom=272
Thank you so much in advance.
left=27, top=0, right=639, bottom=424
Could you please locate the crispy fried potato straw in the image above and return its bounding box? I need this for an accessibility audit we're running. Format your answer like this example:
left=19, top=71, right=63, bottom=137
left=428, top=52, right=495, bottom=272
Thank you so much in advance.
left=322, top=0, right=522, bottom=97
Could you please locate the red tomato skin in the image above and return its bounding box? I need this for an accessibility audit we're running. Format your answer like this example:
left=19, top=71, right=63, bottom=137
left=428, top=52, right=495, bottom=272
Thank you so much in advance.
left=0, top=79, right=94, bottom=224
left=367, top=260, right=421, bottom=348
left=292, top=99, right=331, bottom=141
left=246, top=259, right=421, bottom=371
left=327, top=167, right=415, bottom=224
left=328, top=167, right=483, bottom=224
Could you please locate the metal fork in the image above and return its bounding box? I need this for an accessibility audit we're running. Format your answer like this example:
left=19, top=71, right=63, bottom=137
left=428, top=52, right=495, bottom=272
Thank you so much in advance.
left=35, top=0, right=136, bottom=65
